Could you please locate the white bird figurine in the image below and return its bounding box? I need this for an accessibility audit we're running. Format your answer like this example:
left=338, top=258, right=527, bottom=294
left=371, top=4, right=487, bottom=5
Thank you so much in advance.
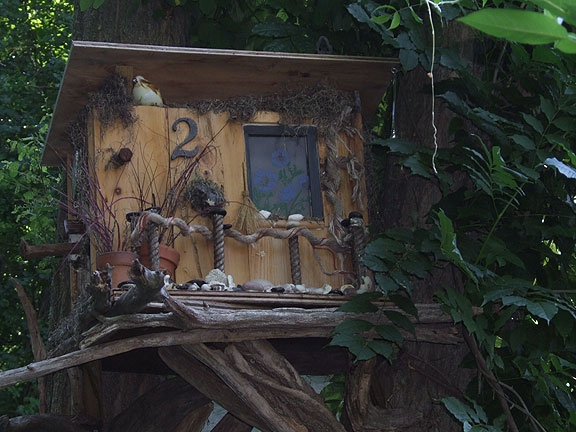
left=132, top=75, right=163, bottom=106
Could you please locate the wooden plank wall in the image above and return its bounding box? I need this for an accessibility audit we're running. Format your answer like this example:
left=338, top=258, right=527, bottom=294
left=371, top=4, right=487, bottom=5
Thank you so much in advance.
left=88, top=106, right=366, bottom=290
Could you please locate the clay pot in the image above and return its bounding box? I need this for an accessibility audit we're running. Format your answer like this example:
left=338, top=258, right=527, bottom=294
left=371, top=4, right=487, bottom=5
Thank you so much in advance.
left=96, top=251, right=138, bottom=288
left=139, top=244, right=181, bottom=279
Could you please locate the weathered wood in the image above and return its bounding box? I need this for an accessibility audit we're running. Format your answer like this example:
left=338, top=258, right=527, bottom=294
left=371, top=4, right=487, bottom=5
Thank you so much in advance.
left=158, top=345, right=266, bottom=430
left=19, top=238, right=80, bottom=259
left=107, top=260, right=165, bottom=316
left=107, top=377, right=212, bottom=432
left=211, top=413, right=252, bottom=432
left=177, top=341, right=347, bottom=432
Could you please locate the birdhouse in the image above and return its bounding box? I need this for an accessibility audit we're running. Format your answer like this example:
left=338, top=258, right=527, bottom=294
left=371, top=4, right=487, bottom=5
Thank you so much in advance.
left=42, top=41, right=398, bottom=302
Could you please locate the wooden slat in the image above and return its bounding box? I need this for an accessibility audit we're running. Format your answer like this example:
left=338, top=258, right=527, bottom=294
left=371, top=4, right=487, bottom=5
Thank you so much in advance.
left=42, top=41, right=398, bottom=165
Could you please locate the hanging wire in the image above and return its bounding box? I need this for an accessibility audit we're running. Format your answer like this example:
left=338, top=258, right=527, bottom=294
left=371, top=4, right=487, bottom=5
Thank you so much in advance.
left=390, top=67, right=398, bottom=139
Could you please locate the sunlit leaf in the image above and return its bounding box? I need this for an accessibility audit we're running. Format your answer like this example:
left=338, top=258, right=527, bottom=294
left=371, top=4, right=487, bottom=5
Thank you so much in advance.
left=543, top=157, right=576, bottom=178
left=459, top=9, right=568, bottom=44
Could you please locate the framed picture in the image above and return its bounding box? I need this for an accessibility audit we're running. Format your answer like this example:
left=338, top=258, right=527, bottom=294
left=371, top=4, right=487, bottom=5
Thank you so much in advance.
left=244, top=125, right=323, bottom=219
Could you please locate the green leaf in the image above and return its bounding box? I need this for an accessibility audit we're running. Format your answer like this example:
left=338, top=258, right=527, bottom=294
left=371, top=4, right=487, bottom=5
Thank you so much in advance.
left=543, top=157, right=576, bottom=179
left=372, top=138, right=418, bottom=154
left=525, top=300, right=558, bottom=323
left=398, top=256, right=430, bottom=278
left=436, top=210, right=478, bottom=283
left=522, top=113, right=544, bottom=134
left=79, top=0, right=94, bottom=11
left=528, top=0, right=576, bottom=26
left=510, top=134, right=535, bottom=150
left=363, top=255, right=388, bottom=272
left=388, top=293, right=418, bottom=318
left=389, top=11, right=401, bottom=30
left=399, top=49, right=419, bottom=72
left=367, top=340, right=394, bottom=360
left=328, top=334, right=374, bottom=361
left=334, top=319, right=373, bottom=335
left=338, top=292, right=381, bottom=313
left=442, top=397, right=475, bottom=424
left=375, top=273, right=398, bottom=294
left=375, top=324, right=403, bottom=346
left=199, top=0, right=218, bottom=17
left=554, top=35, right=576, bottom=54
left=384, top=310, right=415, bottom=335
left=458, top=9, right=568, bottom=45
left=540, top=96, right=555, bottom=122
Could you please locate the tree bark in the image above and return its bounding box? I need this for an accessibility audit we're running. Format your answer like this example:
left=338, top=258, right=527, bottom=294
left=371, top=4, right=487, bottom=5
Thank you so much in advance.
left=73, top=0, right=192, bottom=47
left=363, top=22, right=478, bottom=432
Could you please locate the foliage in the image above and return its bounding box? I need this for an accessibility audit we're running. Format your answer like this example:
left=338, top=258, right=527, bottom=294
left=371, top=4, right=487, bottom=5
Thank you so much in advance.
left=344, top=0, right=576, bottom=430
left=0, top=0, right=72, bottom=416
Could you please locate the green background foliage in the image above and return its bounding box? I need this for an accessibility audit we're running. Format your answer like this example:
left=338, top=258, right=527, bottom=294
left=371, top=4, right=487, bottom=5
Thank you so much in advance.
left=1, top=0, right=575, bottom=429
left=0, top=0, right=72, bottom=415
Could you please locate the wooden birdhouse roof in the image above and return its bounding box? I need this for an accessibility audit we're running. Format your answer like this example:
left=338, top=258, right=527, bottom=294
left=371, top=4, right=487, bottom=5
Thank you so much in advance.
left=41, top=41, right=398, bottom=166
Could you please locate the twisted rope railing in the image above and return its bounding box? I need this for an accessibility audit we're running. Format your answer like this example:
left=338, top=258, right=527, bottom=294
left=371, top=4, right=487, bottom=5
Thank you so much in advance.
left=131, top=211, right=353, bottom=280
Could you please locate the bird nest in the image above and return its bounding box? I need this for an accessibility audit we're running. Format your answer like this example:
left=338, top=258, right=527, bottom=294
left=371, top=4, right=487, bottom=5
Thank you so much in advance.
left=185, top=82, right=358, bottom=136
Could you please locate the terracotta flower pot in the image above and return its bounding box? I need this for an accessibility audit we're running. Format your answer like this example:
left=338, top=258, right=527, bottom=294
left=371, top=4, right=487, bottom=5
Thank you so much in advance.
left=139, top=244, right=181, bottom=279
left=96, top=251, right=138, bottom=288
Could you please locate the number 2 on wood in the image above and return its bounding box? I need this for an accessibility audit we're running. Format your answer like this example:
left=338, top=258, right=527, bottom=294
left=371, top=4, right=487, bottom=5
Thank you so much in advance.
left=171, top=117, right=200, bottom=160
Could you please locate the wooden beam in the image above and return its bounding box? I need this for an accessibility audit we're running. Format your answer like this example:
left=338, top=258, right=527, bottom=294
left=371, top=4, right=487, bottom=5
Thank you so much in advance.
left=162, top=341, right=347, bottom=432
left=19, top=239, right=81, bottom=259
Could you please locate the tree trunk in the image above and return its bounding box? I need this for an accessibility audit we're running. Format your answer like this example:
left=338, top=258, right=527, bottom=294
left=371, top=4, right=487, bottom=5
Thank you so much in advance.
left=73, top=0, right=192, bottom=46
left=363, top=23, right=478, bottom=431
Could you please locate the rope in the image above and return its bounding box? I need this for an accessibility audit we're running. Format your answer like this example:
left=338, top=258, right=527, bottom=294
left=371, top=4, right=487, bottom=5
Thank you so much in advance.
left=288, top=236, right=302, bottom=285
left=211, top=211, right=225, bottom=272
left=146, top=209, right=161, bottom=271
left=132, top=211, right=352, bottom=277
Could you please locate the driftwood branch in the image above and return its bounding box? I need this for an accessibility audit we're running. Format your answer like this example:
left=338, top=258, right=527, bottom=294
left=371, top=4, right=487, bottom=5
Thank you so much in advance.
left=19, top=239, right=81, bottom=259
left=106, top=260, right=165, bottom=316
left=12, top=278, right=47, bottom=413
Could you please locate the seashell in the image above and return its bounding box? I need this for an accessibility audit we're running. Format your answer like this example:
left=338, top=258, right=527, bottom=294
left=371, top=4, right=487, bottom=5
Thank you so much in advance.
left=205, top=268, right=227, bottom=284
left=358, top=276, right=373, bottom=294
left=294, top=284, right=308, bottom=293
left=259, top=210, right=272, bottom=219
left=288, top=213, right=304, bottom=222
left=242, top=278, right=274, bottom=292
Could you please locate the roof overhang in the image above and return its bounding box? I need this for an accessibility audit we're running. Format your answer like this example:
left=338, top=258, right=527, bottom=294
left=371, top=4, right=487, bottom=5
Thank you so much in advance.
left=42, top=41, right=398, bottom=166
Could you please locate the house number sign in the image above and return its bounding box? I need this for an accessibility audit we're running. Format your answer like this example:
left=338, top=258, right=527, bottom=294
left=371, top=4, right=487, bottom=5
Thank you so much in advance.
left=171, top=117, right=200, bottom=160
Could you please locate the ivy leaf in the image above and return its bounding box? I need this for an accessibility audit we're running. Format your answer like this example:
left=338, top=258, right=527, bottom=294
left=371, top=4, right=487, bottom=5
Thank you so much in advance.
left=375, top=324, right=403, bottom=346
left=436, top=209, right=478, bottom=283
left=384, top=310, right=415, bottom=335
left=375, top=273, right=398, bottom=294
left=338, top=292, right=381, bottom=313
left=333, top=319, right=373, bottom=335
left=388, top=294, right=418, bottom=318
left=372, top=137, right=418, bottom=154
left=510, top=134, right=535, bottom=150
left=328, top=334, right=375, bottom=361
left=367, top=340, right=394, bottom=360
left=458, top=9, right=568, bottom=45
left=523, top=113, right=544, bottom=134
left=79, top=0, right=94, bottom=11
